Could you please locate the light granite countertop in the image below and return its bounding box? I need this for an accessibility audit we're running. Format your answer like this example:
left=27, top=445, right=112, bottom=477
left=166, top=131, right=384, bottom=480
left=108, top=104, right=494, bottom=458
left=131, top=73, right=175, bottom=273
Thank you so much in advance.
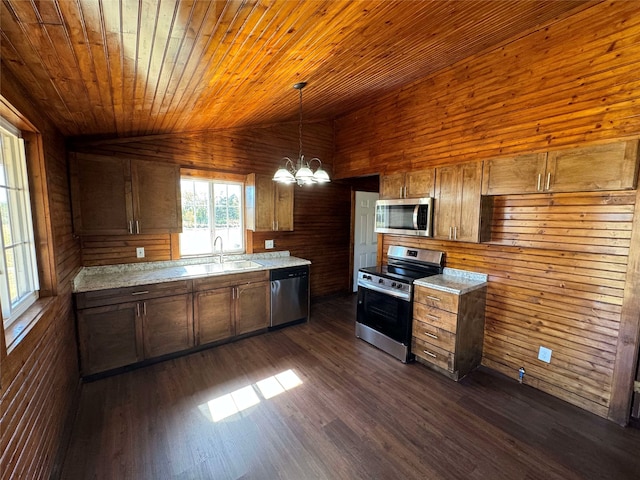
left=414, top=267, right=488, bottom=295
left=72, top=251, right=311, bottom=293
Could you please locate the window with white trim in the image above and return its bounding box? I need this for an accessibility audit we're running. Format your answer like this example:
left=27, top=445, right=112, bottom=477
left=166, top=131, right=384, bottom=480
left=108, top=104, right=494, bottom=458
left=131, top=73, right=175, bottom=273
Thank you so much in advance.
left=0, top=122, right=39, bottom=328
left=180, top=178, right=244, bottom=256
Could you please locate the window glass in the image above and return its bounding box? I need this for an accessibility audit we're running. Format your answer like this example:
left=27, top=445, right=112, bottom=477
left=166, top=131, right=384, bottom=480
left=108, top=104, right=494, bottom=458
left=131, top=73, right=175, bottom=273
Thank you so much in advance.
left=180, top=178, right=244, bottom=256
left=0, top=124, right=39, bottom=327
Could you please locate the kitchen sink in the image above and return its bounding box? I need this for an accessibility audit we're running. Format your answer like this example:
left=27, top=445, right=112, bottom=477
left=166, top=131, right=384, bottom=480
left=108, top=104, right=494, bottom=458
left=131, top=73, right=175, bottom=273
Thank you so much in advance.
left=221, top=260, right=262, bottom=271
left=184, top=260, right=262, bottom=276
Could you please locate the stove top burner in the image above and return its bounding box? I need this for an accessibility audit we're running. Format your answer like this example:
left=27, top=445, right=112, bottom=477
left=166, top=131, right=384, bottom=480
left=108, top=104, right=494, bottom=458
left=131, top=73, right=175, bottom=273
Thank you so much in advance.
left=359, top=264, right=440, bottom=284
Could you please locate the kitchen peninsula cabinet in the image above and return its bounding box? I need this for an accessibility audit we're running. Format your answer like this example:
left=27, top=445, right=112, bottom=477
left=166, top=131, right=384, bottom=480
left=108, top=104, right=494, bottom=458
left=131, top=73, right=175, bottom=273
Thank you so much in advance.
left=380, top=169, right=435, bottom=199
left=433, top=161, right=482, bottom=242
left=70, top=153, right=181, bottom=236
left=193, top=270, right=269, bottom=345
left=246, top=173, right=294, bottom=232
left=412, top=271, right=487, bottom=381
left=481, top=140, right=639, bottom=195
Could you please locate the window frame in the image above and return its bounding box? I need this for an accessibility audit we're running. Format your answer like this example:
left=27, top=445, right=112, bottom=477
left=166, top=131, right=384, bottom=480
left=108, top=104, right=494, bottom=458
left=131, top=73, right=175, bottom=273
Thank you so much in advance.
left=0, top=106, right=56, bottom=357
left=0, top=120, right=40, bottom=329
left=179, top=169, right=246, bottom=258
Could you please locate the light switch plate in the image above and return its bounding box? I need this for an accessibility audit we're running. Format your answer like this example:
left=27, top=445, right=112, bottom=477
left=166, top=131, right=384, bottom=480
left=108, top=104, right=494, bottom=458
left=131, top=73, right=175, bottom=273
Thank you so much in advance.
left=538, top=346, right=552, bottom=363
left=265, top=240, right=274, bottom=249
left=136, top=247, right=145, bottom=258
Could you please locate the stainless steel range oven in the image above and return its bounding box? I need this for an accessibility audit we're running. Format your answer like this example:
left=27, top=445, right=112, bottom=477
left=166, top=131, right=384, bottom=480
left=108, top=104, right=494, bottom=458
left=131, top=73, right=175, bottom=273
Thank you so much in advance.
left=356, top=245, right=444, bottom=362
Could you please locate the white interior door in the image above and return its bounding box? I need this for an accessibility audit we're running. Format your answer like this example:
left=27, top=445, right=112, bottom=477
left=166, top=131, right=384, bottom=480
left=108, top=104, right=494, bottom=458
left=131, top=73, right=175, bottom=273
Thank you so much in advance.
left=353, top=191, right=379, bottom=292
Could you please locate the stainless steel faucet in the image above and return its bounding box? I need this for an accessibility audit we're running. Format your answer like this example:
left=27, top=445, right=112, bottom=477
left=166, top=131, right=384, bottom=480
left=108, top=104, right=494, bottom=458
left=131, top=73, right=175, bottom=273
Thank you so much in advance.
left=213, top=236, right=224, bottom=263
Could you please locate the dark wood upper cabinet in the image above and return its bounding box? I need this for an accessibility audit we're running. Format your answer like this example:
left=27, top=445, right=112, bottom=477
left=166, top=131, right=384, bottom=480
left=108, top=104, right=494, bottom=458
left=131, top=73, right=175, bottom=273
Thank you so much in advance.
left=70, top=153, right=181, bottom=236
left=245, top=173, right=294, bottom=232
left=482, top=140, right=639, bottom=195
left=433, top=161, right=483, bottom=243
left=380, top=169, right=435, bottom=199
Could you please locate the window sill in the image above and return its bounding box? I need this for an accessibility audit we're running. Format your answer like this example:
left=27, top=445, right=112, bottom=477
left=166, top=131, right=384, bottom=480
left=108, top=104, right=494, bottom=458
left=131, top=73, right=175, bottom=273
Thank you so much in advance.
left=5, top=297, right=54, bottom=354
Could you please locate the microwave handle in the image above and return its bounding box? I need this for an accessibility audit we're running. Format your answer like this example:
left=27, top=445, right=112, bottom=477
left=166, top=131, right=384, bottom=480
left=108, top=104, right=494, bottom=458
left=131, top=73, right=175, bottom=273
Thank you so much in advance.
left=413, top=204, right=419, bottom=229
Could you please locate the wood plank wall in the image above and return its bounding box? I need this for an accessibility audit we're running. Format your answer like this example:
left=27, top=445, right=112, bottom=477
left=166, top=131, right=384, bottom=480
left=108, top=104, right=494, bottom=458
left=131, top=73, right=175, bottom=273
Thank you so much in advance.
left=383, top=190, right=633, bottom=416
left=334, top=1, right=640, bottom=421
left=69, top=122, right=352, bottom=298
left=334, top=1, right=640, bottom=177
left=0, top=70, right=82, bottom=478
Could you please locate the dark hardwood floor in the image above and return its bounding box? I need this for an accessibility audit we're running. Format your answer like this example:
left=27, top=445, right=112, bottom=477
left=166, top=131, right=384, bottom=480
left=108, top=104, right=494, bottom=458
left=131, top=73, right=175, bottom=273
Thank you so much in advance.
left=61, top=294, right=640, bottom=479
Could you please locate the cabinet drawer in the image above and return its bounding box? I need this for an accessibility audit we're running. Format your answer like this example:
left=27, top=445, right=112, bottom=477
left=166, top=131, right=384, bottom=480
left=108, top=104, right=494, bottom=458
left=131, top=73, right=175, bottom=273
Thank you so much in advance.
left=414, top=287, right=459, bottom=313
left=76, top=280, right=191, bottom=309
left=412, top=319, right=456, bottom=352
left=412, top=338, right=454, bottom=373
left=193, top=270, right=268, bottom=292
left=413, top=302, right=458, bottom=333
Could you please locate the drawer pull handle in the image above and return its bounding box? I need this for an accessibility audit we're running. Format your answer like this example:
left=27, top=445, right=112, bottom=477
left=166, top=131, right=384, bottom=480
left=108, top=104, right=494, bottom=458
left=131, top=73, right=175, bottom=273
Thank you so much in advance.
left=131, top=291, right=149, bottom=296
left=424, top=332, right=438, bottom=339
left=423, top=350, right=437, bottom=358
left=426, top=314, right=440, bottom=321
left=426, top=295, right=441, bottom=301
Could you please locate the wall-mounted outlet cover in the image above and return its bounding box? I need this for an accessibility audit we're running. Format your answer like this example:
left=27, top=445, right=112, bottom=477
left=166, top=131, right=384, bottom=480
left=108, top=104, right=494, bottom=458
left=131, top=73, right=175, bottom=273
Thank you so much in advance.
left=265, top=239, right=274, bottom=249
left=538, top=346, right=552, bottom=363
left=136, top=247, right=145, bottom=258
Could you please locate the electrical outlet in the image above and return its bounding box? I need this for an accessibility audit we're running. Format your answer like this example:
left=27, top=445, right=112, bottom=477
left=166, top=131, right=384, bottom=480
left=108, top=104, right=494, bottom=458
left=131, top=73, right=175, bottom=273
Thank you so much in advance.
left=136, top=247, right=145, bottom=258
left=538, top=346, right=552, bottom=363
left=265, top=239, right=274, bottom=249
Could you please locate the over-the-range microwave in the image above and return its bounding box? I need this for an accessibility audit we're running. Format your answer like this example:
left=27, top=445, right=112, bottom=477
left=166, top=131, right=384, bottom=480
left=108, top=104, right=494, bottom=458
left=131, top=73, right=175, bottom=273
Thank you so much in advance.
left=374, top=198, right=433, bottom=237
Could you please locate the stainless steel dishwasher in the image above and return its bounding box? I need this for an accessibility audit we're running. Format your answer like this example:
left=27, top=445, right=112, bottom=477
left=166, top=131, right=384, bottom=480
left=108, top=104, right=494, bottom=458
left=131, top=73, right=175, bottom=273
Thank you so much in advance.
left=270, top=265, right=309, bottom=328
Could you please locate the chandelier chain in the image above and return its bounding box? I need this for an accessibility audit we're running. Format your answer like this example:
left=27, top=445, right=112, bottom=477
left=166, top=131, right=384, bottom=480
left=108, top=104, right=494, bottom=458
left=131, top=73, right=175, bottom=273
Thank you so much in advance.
left=298, top=86, right=303, bottom=161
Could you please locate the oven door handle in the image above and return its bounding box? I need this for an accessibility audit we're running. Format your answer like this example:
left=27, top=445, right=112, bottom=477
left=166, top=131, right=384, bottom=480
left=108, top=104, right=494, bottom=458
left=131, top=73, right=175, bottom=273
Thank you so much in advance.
left=358, top=282, right=411, bottom=302
left=413, top=204, right=419, bottom=230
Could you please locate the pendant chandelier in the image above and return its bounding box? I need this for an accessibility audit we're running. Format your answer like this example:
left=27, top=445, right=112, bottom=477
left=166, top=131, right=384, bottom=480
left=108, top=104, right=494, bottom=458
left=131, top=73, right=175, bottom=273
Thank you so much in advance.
left=273, top=82, right=330, bottom=186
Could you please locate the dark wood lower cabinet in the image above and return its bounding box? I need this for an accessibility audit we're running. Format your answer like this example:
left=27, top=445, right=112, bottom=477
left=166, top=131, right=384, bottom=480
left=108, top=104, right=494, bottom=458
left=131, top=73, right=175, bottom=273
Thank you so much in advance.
left=235, top=281, right=270, bottom=336
left=194, top=288, right=234, bottom=345
left=142, top=293, right=193, bottom=358
left=76, top=272, right=270, bottom=376
left=77, top=302, right=142, bottom=375
left=194, top=280, right=270, bottom=345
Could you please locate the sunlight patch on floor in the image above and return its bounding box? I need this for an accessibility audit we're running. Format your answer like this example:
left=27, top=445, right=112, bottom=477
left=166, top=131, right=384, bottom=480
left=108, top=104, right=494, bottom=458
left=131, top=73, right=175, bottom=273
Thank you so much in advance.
left=199, top=369, right=303, bottom=422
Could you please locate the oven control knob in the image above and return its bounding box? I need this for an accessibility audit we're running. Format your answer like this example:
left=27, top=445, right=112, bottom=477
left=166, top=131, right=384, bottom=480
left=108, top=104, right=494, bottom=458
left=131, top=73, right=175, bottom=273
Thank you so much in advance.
left=391, top=282, right=397, bottom=288
left=378, top=278, right=384, bottom=284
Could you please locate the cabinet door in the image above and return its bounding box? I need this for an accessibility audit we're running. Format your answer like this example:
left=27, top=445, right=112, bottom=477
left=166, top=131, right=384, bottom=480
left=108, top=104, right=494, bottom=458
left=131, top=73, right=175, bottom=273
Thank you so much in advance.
left=380, top=173, right=406, bottom=199
left=456, top=161, right=483, bottom=243
left=405, top=169, right=435, bottom=198
left=481, top=153, right=547, bottom=195
left=547, top=140, right=639, bottom=192
left=254, top=174, right=276, bottom=231
left=70, top=153, right=132, bottom=235
left=194, top=288, right=234, bottom=345
left=235, top=281, right=270, bottom=336
left=142, top=294, right=193, bottom=359
left=433, top=165, right=459, bottom=240
left=131, top=160, right=182, bottom=234
left=77, top=302, right=141, bottom=375
left=274, top=183, right=294, bottom=231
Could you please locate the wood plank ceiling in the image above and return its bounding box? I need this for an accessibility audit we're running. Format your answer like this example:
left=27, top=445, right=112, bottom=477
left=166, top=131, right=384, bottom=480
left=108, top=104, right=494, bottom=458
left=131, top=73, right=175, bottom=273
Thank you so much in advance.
left=0, top=0, right=592, bottom=138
